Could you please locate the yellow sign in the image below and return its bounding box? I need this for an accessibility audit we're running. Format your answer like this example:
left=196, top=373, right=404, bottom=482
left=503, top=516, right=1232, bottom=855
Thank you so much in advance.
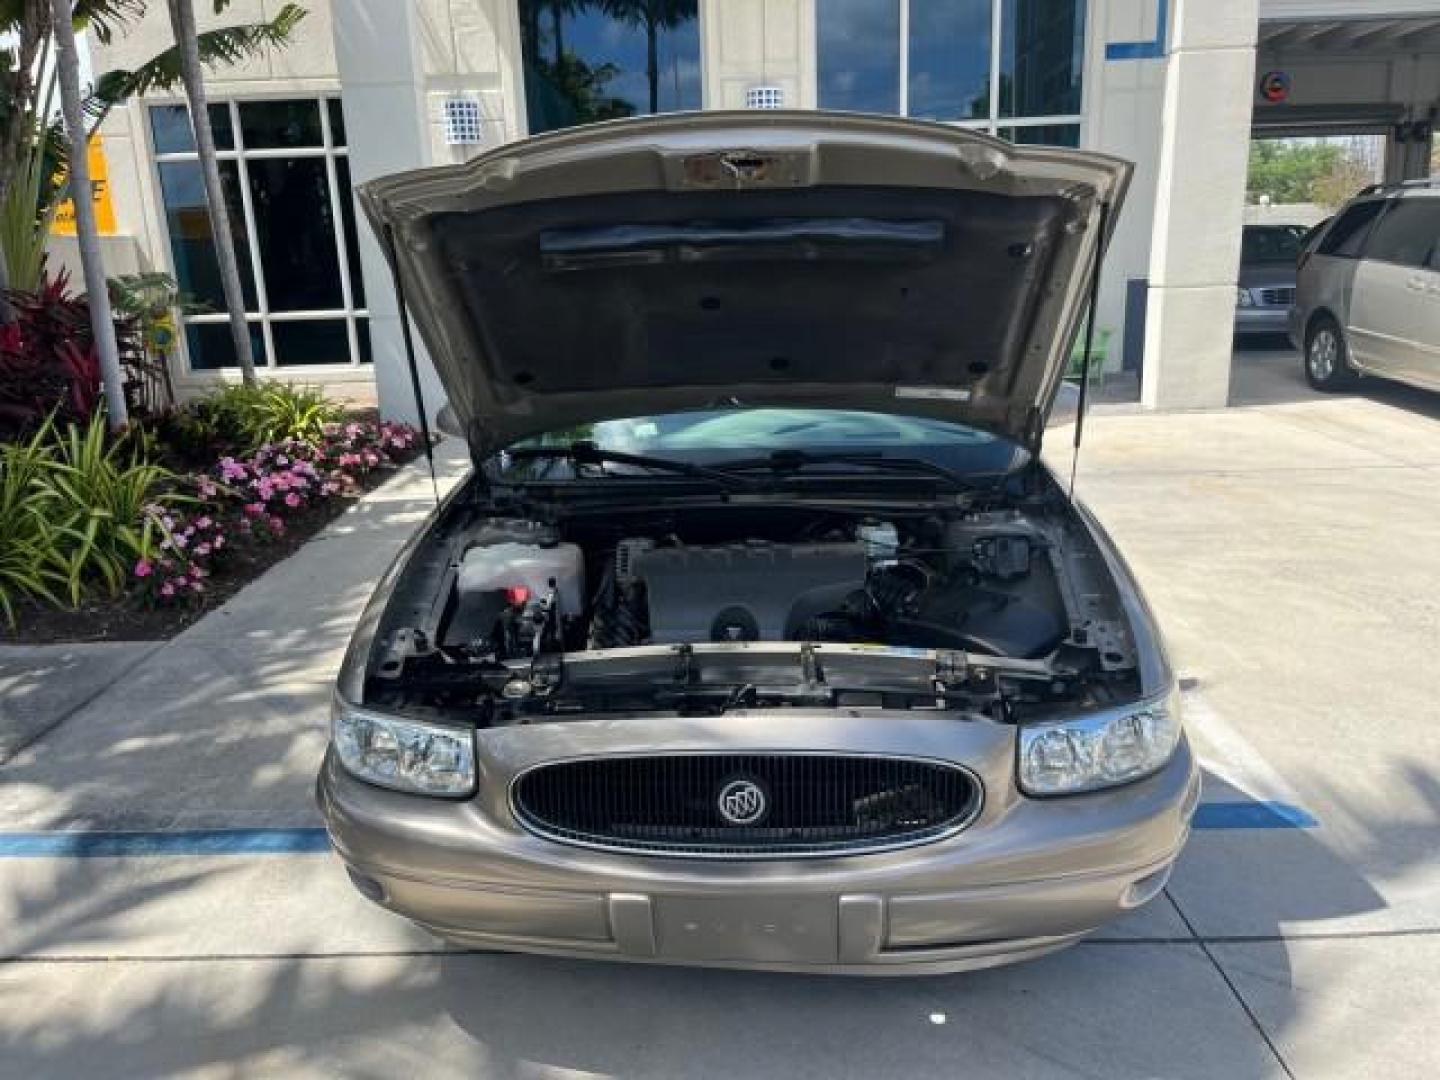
left=52, top=134, right=117, bottom=236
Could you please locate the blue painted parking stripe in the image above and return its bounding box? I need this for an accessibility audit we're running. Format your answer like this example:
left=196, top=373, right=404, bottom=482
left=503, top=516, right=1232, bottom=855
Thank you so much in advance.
left=0, top=828, right=331, bottom=858
left=1192, top=801, right=1318, bottom=829
left=0, top=802, right=1315, bottom=858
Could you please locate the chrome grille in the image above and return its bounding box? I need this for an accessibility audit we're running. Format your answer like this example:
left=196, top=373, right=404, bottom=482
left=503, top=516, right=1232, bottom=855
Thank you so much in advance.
left=511, top=754, right=981, bottom=857
left=1258, top=286, right=1295, bottom=307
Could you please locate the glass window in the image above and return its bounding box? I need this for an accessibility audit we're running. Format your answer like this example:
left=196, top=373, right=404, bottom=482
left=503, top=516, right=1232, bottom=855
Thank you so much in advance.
left=272, top=320, right=352, bottom=366
left=246, top=158, right=344, bottom=311
left=998, top=124, right=1080, bottom=147
left=156, top=160, right=256, bottom=311
left=908, top=0, right=991, bottom=121
left=817, top=0, right=1085, bottom=132
left=999, top=0, right=1085, bottom=119
left=149, top=103, right=234, bottom=154
left=238, top=99, right=323, bottom=148
left=519, top=0, right=702, bottom=135
left=1361, top=199, right=1440, bottom=268
left=335, top=157, right=365, bottom=308
left=327, top=98, right=347, bottom=146
left=495, top=409, right=1024, bottom=479
left=1241, top=225, right=1307, bottom=265
left=184, top=322, right=265, bottom=372
left=151, top=97, right=368, bottom=371
left=818, top=0, right=901, bottom=115
left=1317, top=200, right=1386, bottom=258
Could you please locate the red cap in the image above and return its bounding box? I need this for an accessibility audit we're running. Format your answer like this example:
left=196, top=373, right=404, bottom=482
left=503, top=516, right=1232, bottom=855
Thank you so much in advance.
left=504, top=585, right=531, bottom=607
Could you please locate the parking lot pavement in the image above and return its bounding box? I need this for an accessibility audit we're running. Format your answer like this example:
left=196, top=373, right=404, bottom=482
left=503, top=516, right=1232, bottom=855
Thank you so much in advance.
left=2, top=388, right=1439, bottom=1078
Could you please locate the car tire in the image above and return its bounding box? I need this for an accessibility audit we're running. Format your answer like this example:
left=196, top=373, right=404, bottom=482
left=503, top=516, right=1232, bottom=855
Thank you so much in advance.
left=1304, top=317, right=1354, bottom=391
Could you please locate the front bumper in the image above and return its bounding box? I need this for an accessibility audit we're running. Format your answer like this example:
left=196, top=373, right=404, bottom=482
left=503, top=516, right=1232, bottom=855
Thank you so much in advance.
left=318, top=714, right=1199, bottom=975
left=1235, top=305, right=1292, bottom=334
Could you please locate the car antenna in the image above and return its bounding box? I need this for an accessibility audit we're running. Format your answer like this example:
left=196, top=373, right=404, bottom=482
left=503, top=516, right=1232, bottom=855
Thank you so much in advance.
left=1068, top=201, right=1111, bottom=503
left=383, top=222, right=441, bottom=505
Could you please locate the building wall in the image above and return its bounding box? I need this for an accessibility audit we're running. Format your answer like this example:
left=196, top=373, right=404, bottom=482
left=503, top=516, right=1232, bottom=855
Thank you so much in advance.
left=701, top=0, right=816, bottom=111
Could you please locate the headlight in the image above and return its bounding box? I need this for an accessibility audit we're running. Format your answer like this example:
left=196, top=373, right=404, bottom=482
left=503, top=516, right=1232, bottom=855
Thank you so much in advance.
left=1236, top=287, right=1255, bottom=308
left=332, top=698, right=476, bottom=796
left=1017, top=689, right=1181, bottom=796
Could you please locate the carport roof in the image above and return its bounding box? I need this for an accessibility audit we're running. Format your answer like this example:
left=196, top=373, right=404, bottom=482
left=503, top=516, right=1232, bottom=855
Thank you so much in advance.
left=1260, top=14, right=1440, bottom=54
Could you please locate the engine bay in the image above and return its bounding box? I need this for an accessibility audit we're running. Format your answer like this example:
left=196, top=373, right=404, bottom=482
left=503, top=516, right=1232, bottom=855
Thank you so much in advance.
left=367, top=484, right=1143, bottom=725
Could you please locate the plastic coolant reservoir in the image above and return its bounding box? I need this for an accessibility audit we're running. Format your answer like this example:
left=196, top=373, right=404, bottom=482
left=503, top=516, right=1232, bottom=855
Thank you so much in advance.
left=457, top=542, right=586, bottom=617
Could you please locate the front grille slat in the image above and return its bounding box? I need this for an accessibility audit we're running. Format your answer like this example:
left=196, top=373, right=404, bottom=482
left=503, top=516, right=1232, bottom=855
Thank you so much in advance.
left=512, top=754, right=981, bottom=858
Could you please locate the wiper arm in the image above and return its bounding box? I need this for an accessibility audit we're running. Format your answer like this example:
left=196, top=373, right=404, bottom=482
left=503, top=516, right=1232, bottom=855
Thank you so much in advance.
left=713, top=449, right=978, bottom=490
left=504, top=440, right=753, bottom=489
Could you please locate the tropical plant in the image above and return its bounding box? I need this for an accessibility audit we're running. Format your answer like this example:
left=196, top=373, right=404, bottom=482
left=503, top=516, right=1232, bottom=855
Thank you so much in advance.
left=1, top=1, right=306, bottom=327
left=0, top=420, right=65, bottom=623
left=0, top=267, right=145, bottom=436
left=183, top=381, right=342, bottom=452
left=33, top=409, right=178, bottom=602
left=108, top=270, right=202, bottom=410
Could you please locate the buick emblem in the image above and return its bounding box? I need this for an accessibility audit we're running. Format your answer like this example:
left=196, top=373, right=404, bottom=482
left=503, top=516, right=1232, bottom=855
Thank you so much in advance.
left=717, top=778, right=768, bottom=826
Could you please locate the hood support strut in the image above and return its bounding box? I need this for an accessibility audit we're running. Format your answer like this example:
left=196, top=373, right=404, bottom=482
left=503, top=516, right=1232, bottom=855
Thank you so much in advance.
left=384, top=223, right=441, bottom=504
left=1068, top=201, right=1111, bottom=502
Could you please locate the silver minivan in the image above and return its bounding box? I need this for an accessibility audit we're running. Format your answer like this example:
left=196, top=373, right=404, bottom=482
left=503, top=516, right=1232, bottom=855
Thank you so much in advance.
left=1292, top=182, right=1440, bottom=392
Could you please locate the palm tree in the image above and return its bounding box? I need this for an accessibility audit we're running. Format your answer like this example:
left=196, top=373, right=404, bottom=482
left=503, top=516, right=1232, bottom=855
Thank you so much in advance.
left=164, top=0, right=302, bottom=385
left=46, top=0, right=128, bottom=427
left=1, top=1, right=306, bottom=307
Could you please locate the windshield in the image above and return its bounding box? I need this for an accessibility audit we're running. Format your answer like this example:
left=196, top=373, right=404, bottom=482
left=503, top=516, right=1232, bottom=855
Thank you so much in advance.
left=491, top=409, right=1025, bottom=481
left=1242, top=225, right=1307, bottom=264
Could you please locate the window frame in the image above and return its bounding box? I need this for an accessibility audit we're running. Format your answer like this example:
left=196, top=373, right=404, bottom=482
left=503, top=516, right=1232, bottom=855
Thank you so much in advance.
left=818, top=0, right=1087, bottom=142
left=147, top=95, right=370, bottom=375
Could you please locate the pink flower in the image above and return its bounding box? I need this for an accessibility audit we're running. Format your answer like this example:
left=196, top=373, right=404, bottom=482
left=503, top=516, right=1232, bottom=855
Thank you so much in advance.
left=191, top=579, right=205, bottom=593
left=160, top=582, right=175, bottom=598
left=268, top=516, right=285, bottom=534
left=196, top=516, right=213, bottom=530
left=243, top=502, right=264, bottom=517
left=133, top=558, right=153, bottom=578
left=195, top=543, right=212, bottom=557
left=284, top=492, right=301, bottom=508
left=198, top=478, right=218, bottom=498
left=172, top=533, right=188, bottom=550
left=213, top=536, right=226, bottom=550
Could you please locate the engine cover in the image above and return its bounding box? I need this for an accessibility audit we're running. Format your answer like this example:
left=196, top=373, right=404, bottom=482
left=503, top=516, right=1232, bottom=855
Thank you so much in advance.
left=634, top=541, right=868, bottom=644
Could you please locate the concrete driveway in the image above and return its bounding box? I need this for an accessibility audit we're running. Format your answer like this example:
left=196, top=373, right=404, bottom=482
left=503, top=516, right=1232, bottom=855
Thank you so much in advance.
left=2, top=378, right=1438, bottom=1079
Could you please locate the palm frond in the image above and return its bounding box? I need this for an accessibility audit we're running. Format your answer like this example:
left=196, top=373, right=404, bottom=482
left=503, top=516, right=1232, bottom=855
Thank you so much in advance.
left=92, top=4, right=307, bottom=104
left=71, top=0, right=148, bottom=46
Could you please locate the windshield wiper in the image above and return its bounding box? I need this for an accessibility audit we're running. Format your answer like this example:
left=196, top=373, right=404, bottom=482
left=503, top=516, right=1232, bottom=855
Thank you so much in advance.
left=710, top=449, right=981, bottom=490
left=503, top=440, right=754, bottom=489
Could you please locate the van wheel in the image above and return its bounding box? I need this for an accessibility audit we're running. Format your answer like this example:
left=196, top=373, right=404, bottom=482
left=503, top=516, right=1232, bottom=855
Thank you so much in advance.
left=1304, top=318, right=1354, bottom=391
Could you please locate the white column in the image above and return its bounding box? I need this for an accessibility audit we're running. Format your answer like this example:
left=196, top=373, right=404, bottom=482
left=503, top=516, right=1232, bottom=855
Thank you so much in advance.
left=1142, top=0, right=1259, bottom=411
left=333, top=0, right=445, bottom=425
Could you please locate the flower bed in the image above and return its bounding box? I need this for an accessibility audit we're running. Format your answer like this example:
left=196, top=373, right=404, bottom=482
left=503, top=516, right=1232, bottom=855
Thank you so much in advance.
left=2, top=398, right=422, bottom=644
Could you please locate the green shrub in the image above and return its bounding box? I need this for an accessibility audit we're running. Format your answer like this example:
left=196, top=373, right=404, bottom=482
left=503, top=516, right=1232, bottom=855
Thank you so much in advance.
left=182, top=383, right=344, bottom=454
left=0, top=424, right=65, bottom=624
left=39, top=414, right=182, bottom=604
left=0, top=414, right=184, bottom=621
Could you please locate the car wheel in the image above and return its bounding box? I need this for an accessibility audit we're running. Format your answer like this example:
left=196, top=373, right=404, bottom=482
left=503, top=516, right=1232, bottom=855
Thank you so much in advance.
left=1304, top=318, right=1354, bottom=391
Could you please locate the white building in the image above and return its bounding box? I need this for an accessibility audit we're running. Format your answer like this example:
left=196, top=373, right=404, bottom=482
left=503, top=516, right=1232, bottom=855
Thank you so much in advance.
left=80, top=0, right=1440, bottom=422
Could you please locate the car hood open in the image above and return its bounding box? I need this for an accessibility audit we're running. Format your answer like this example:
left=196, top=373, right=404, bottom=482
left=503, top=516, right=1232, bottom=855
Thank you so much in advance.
left=358, top=112, right=1131, bottom=456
